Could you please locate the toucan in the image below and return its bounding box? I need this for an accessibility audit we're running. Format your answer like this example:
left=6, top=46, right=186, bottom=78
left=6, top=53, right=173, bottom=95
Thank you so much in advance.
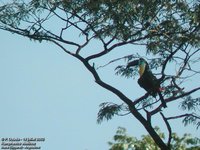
left=127, top=58, right=167, bottom=108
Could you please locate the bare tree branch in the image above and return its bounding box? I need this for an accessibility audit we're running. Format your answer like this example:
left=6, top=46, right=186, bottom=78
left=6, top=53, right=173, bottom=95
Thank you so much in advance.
left=160, top=112, right=172, bottom=148
left=166, top=113, right=200, bottom=121
left=150, top=87, right=200, bottom=116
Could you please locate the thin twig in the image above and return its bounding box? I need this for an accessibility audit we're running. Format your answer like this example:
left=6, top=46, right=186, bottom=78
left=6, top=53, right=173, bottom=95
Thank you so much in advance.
left=166, top=113, right=200, bottom=120
left=96, top=54, right=138, bottom=70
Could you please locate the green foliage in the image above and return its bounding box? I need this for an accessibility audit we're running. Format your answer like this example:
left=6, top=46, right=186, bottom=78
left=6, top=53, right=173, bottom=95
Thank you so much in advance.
left=115, top=65, right=138, bottom=79
left=0, top=1, right=29, bottom=27
left=181, top=97, right=200, bottom=111
left=182, top=114, right=200, bottom=129
left=114, top=54, right=141, bottom=78
left=148, top=58, right=164, bottom=70
left=170, top=133, right=200, bottom=150
left=97, top=102, right=128, bottom=124
left=108, top=127, right=136, bottom=150
left=180, top=96, right=200, bottom=129
left=1, top=0, right=200, bottom=50
left=108, top=127, right=200, bottom=150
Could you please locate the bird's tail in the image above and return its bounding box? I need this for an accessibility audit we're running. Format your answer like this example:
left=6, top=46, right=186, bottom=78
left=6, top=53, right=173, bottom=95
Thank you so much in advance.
left=158, top=91, right=167, bottom=108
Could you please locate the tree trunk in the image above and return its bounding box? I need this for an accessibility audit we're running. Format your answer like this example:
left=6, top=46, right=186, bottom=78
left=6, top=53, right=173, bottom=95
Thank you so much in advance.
left=130, top=106, right=170, bottom=150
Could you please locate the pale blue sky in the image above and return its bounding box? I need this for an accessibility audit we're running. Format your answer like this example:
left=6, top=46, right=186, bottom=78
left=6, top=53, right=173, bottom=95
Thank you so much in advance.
left=0, top=28, right=199, bottom=150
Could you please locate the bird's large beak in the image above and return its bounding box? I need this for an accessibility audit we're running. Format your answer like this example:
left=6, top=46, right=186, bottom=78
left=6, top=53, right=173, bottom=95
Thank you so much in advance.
left=127, top=60, right=139, bottom=68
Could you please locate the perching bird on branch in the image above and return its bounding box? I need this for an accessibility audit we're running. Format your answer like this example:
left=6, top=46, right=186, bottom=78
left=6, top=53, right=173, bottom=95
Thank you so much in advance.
left=127, top=58, right=167, bottom=108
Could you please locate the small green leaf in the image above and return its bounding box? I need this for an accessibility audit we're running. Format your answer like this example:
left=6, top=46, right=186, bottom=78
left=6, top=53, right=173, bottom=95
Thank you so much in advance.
left=97, top=102, right=123, bottom=124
